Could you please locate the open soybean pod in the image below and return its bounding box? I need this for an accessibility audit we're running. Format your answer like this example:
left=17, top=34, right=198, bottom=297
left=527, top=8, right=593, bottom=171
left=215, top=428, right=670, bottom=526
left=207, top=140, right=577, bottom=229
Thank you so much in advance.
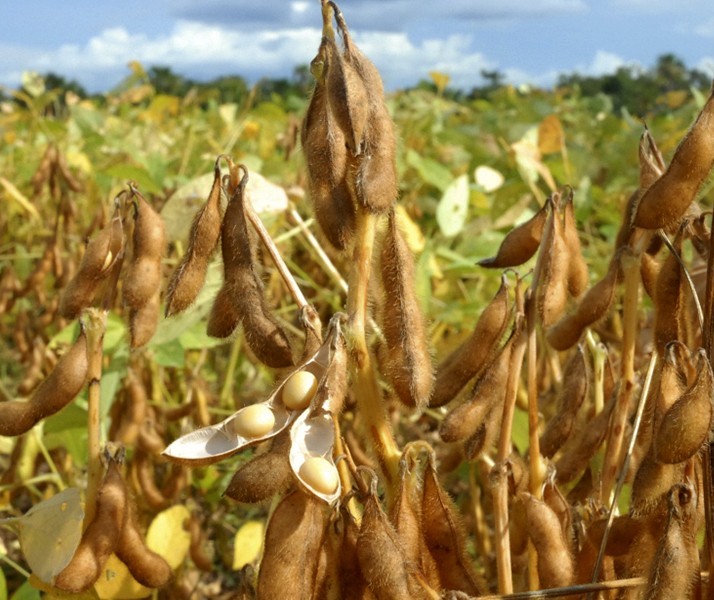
left=546, top=254, right=621, bottom=351
left=162, top=316, right=341, bottom=465
left=380, top=211, right=433, bottom=409
left=301, top=30, right=356, bottom=251
left=654, top=348, right=714, bottom=464
left=257, top=489, right=329, bottom=599
left=288, top=318, right=348, bottom=504
left=477, top=201, right=548, bottom=268
left=539, top=345, right=589, bottom=458
left=645, top=483, right=700, bottom=599
left=421, top=453, right=484, bottom=595
left=59, top=206, right=124, bottom=319
left=123, top=186, right=166, bottom=311
left=165, top=160, right=224, bottom=316
left=634, top=86, right=714, bottom=230
left=0, top=328, right=88, bottom=437
left=431, top=274, right=510, bottom=408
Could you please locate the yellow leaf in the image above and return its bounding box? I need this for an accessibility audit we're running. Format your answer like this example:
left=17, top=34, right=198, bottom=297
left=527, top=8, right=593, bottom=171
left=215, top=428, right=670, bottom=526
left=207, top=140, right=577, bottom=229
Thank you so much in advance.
left=93, top=554, right=149, bottom=600
left=538, top=114, right=565, bottom=155
left=0, top=176, right=39, bottom=220
left=395, top=204, right=425, bottom=253
left=233, top=520, right=264, bottom=570
left=429, top=71, right=451, bottom=95
left=145, top=505, right=191, bottom=570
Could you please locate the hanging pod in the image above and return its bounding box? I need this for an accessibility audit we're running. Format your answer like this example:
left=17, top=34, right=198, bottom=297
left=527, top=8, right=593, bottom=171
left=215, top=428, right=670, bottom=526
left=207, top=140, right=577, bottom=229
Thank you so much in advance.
left=162, top=314, right=345, bottom=466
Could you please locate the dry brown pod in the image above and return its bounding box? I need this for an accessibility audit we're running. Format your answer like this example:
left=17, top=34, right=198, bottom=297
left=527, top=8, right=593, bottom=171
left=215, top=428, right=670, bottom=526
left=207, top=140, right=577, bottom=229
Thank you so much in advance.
left=357, top=472, right=431, bottom=600
left=186, top=514, right=213, bottom=572
left=325, top=35, right=369, bottom=156
left=165, top=161, right=224, bottom=316
left=478, top=201, right=548, bottom=268
left=554, top=395, right=614, bottom=484
left=113, top=369, right=148, bottom=446
left=539, top=345, right=589, bottom=458
left=54, top=459, right=127, bottom=593
left=123, top=187, right=166, bottom=310
left=301, top=36, right=356, bottom=251
left=440, top=329, right=514, bottom=443
left=536, top=197, right=570, bottom=327
left=257, top=489, right=328, bottom=599
left=634, top=86, right=714, bottom=230
left=630, top=451, right=685, bottom=517
left=59, top=208, right=124, bottom=319
left=421, top=454, right=484, bottom=595
left=224, top=430, right=292, bottom=503
left=337, top=509, right=374, bottom=600
left=332, top=4, right=398, bottom=214
left=562, top=192, right=589, bottom=298
left=645, top=483, right=700, bottom=599
left=0, top=330, right=88, bottom=437
left=129, top=289, right=161, bottom=349
left=523, top=492, right=574, bottom=589
left=652, top=229, right=685, bottom=352
left=115, top=493, right=172, bottom=588
left=206, top=167, right=294, bottom=368
left=379, top=211, right=433, bottom=409
left=430, top=275, right=510, bottom=408
left=654, top=349, right=714, bottom=464
left=546, top=254, right=621, bottom=351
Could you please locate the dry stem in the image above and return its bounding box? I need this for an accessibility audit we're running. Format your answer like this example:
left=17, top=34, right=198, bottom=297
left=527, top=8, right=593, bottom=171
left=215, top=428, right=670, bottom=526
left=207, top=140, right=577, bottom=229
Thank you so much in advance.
left=600, top=249, right=639, bottom=501
left=81, top=307, right=107, bottom=526
left=346, top=210, right=400, bottom=486
left=492, top=295, right=527, bottom=595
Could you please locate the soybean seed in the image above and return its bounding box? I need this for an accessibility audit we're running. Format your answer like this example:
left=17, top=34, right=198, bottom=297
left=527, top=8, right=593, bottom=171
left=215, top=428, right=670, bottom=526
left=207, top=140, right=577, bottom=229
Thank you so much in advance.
left=299, top=456, right=338, bottom=495
left=229, top=404, right=276, bottom=438
left=282, top=370, right=318, bottom=410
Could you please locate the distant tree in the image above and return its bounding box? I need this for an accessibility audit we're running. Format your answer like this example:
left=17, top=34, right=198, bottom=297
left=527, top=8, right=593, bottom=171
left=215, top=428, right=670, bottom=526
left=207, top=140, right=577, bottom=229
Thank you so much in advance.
left=202, top=75, right=250, bottom=104
left=43, top=72, right=88, bottom=98
left=556, top=53, right=707, bottom=116
left=148, top=66, right=193, bottom=96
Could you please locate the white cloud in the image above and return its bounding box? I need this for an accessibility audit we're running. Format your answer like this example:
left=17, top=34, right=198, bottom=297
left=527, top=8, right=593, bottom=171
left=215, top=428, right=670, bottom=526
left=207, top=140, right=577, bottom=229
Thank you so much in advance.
left=353, top=31, right=496, bottom=89
left=0, top=21, right=322, bottom=91
left=694, top=18, right=714, bottom=38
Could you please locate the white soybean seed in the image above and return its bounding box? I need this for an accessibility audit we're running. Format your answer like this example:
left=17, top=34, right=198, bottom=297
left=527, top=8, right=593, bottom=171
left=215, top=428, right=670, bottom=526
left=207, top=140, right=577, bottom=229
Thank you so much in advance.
left=228, top=404, right=275, bottom=438
left=298, top=456, right=338, bottom=495
left=282, top=370, right=318, bottom=410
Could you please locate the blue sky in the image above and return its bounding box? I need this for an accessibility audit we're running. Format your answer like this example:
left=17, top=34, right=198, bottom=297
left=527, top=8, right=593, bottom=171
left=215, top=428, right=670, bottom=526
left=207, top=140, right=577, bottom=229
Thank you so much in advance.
left=1, top=0, right=712, bottom=93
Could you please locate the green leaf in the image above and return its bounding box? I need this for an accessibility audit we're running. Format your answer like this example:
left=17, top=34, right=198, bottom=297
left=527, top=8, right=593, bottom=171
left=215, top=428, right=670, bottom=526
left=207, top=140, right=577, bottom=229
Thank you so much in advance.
left=153, top=338, right=185, bottom=368
left=0, top=567, right=6, bottom=600
left=103, top=164, right=161, bottom=194
left=436, top=174, right=469, bottom=237
left=10, top=581, right=40, bottom=600
left=44, top=428, right=88, bottom=467
left=406, top=149, right=453, bottom=192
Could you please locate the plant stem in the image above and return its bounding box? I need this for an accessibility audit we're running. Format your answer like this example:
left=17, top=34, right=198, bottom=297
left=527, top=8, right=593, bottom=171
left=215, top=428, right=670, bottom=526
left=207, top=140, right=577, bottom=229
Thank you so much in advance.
left=245, top=202, right=308, bottom=310
left=492, top=295, right=527, bottom=595
left=346, top=210, right=400, bottom=486
left=475, top=576, right=647, bottom=599
left=600, top=249, right=639, bottom=502
left=81, top=307, right=107, bottom=526
left=589, top=350, right=657, bottom=592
